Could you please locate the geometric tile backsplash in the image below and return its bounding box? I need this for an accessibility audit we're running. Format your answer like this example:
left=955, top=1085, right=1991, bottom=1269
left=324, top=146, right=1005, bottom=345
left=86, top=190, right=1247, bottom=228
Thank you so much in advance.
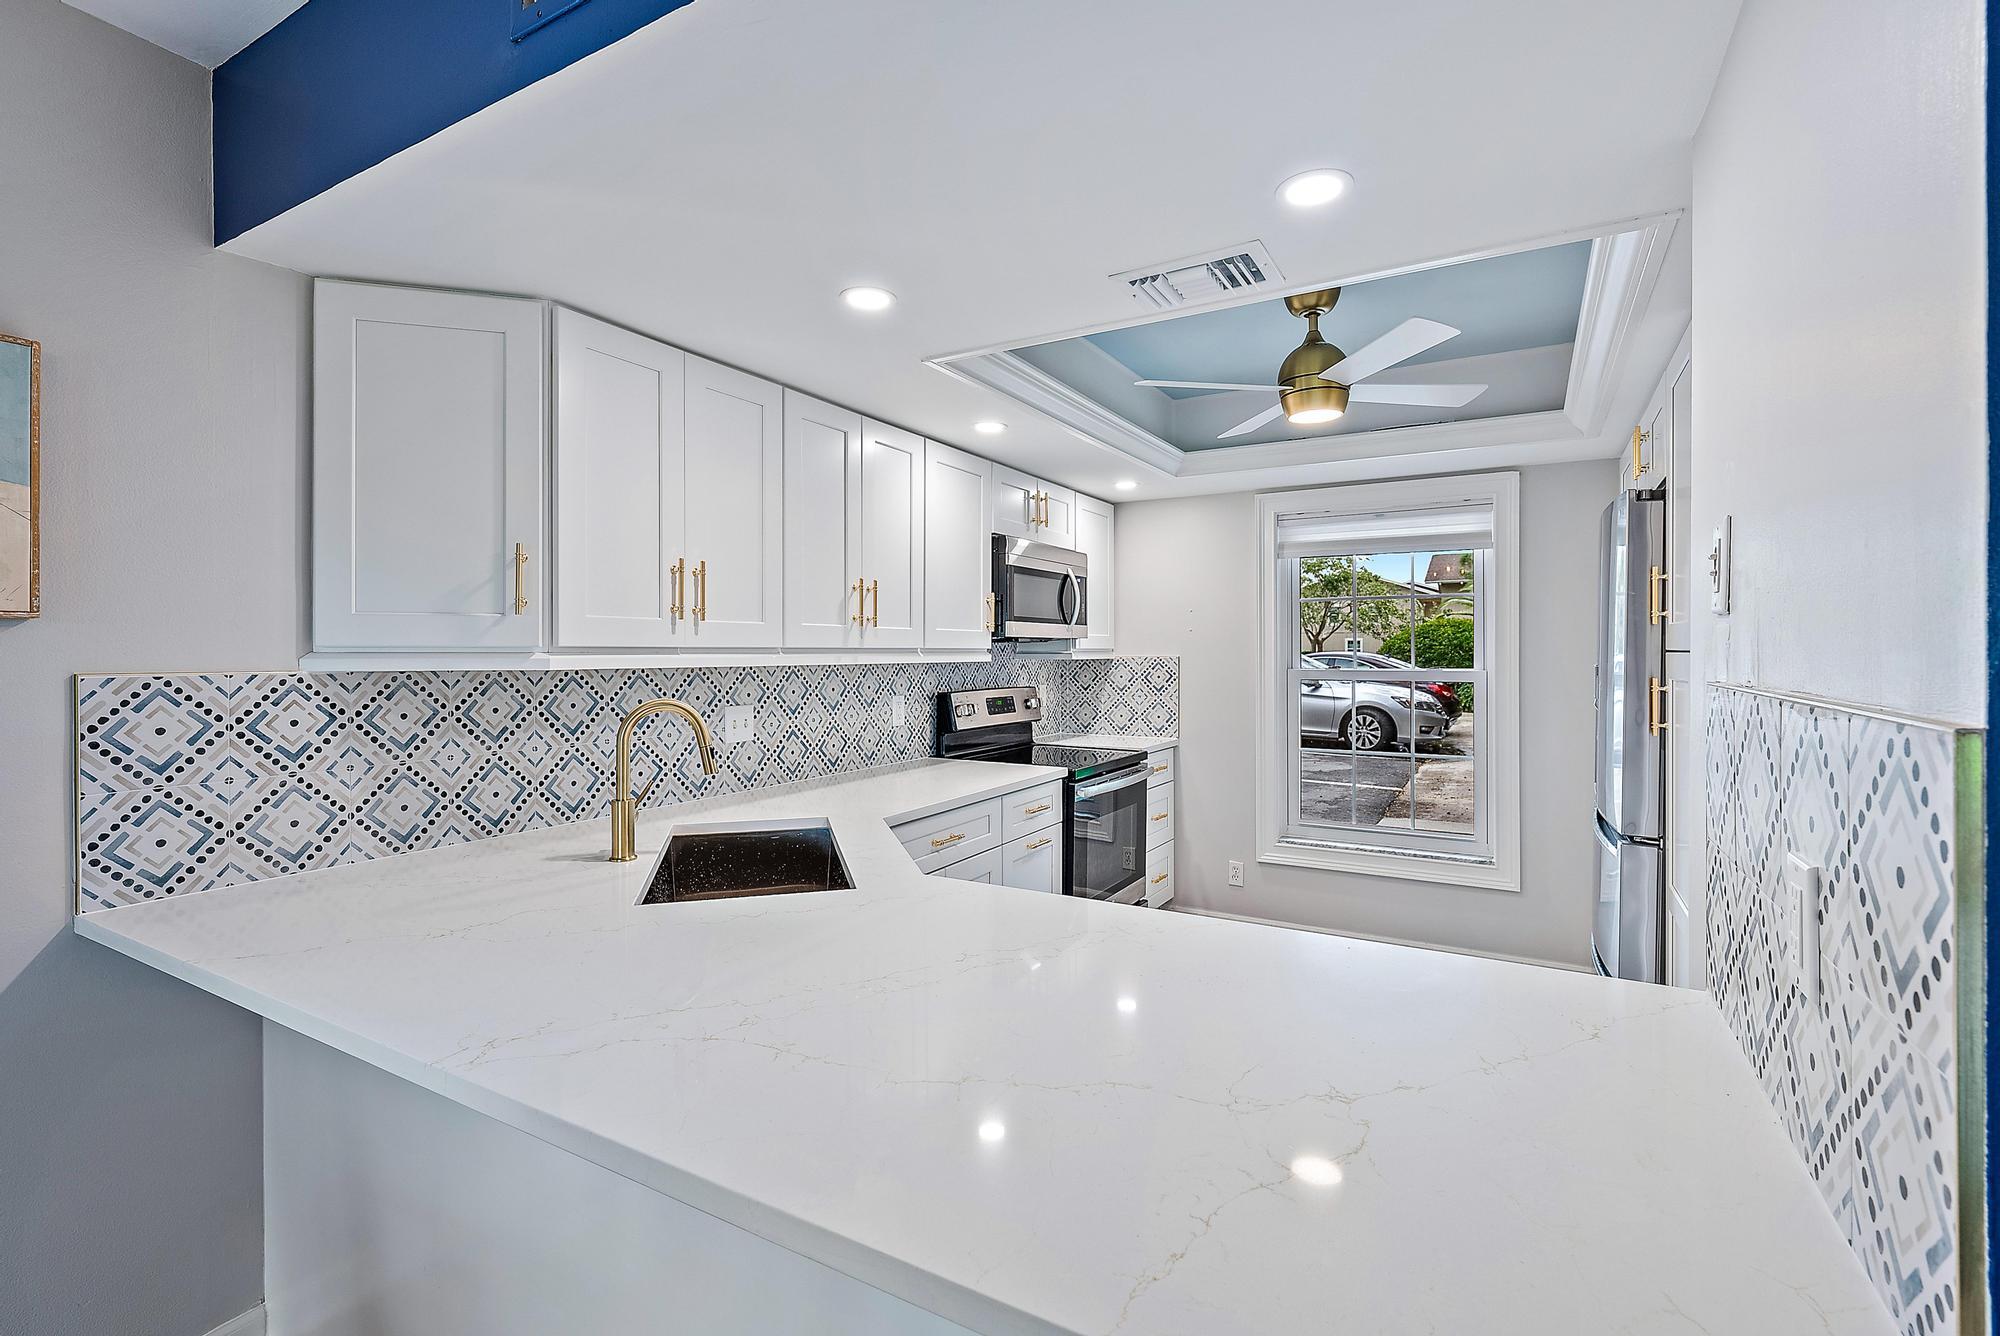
left=1705, top=683, right=1981, bottom=1336
left=76, top=653, right=1179, bottom=911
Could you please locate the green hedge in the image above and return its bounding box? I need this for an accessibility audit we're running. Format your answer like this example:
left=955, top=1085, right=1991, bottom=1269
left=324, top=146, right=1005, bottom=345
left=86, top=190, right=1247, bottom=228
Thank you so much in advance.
left=1378, top=617, right=1475, bottom=710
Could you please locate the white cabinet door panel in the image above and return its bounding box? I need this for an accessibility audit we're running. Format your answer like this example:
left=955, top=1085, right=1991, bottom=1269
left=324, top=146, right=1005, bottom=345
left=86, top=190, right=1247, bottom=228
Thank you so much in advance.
left=923, top=440, right=992, bottom=649
left=1038, top=485, right=1076, bottom=548
left=990, top=465, right=1039, bottom=539
left=858, top=420, right=925, bottom=649
left=314, top=281, right=545, bottom=651
left=1144, top=841, right=1175, bottom=907
left=553, top=309, right=684, bottom=648
left=931, top=845, right=1002, bottom=885
left=1072, top=494, right=1114, bottom=651
left=684, top=357, right=783, bottom=648
left=1001, top=830, right=1061, bottom=894
left=783, top=392, right=862, bottom=648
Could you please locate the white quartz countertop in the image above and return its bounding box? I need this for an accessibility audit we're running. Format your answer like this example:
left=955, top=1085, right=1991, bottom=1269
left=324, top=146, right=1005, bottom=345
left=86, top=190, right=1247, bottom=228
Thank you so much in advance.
left=75, top=760, right=1889, bottom=1335
left=1042, top=732, right=1177, bottom=751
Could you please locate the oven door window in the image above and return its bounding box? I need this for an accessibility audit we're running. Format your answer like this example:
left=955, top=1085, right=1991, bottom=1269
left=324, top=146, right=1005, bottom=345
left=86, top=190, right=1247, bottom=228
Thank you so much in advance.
left=1070, top=770, right=1146, bottom=899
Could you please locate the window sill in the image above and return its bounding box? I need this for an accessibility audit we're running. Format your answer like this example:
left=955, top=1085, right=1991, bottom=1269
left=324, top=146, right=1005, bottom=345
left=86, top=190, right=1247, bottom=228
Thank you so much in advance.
left=1259, top=838, right=1520, bottom=893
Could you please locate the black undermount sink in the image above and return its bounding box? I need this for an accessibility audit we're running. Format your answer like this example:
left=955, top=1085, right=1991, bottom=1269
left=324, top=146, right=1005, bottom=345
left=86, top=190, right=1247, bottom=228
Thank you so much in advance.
left=640, top=819, right=853, bottom=905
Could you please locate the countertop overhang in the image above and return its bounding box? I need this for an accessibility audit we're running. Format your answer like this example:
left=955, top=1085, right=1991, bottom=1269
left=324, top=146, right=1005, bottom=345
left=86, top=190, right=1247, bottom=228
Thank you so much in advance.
left=74, top=759, right=1890, bottom=1335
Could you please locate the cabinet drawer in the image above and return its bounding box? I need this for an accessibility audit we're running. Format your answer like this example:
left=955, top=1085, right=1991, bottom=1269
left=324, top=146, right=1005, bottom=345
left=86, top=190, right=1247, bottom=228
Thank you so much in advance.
left=930, top=844, right=1001, bottom=885
left=1145, top=781, right=1175, bottom=840
left=1144, top=749, right=1176, bottom=789
left=1000, top=829, right=1062, bottom=894
left=894, top=797, right=1003, bottom=873
left=1143, top=840, right=1175, bottom=908
left=1002, top=781, right=1063, bottom=841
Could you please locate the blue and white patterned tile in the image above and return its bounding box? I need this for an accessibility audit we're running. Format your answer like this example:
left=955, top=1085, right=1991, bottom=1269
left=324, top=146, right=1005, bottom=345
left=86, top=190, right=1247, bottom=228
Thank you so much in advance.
left=77, top=675, right=227, bottom=791
left=78, top=786, right=229, bottom=908
left=236, top=779, right=350, bottom=875
left=234, top=676, right=345, bottom=771
left=355, top=772, right=450, bottom=848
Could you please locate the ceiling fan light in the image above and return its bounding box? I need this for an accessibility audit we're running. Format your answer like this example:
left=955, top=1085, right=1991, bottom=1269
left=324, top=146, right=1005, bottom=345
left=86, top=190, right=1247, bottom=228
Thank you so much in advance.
left=1287, top=406, right=1344, bottom=425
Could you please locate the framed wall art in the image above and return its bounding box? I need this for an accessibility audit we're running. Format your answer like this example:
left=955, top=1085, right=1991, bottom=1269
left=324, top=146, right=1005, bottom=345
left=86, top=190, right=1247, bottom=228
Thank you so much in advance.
left=1, top=332, right=40, bottom=618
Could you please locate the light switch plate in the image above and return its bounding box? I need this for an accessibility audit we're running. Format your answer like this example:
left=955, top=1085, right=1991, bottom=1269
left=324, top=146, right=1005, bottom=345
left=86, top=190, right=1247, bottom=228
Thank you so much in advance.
left=1784, top=852, right=1821, bottom=1004
left=722, top=705, right=754, bottom=746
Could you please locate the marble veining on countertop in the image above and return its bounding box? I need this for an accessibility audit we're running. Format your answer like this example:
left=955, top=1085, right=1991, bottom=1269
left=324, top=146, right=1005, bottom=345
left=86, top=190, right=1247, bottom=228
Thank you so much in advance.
left=74, top=759, right=1890, bottom=1335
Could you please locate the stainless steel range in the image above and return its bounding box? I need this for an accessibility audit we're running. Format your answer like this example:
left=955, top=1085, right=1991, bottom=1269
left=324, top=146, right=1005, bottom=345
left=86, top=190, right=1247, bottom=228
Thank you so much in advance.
left=934, top=688, right=1153, bottom=904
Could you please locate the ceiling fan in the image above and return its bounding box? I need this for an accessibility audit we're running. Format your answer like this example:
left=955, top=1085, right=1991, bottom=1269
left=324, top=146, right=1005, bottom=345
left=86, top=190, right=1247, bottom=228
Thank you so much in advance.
left=1133, top=288, right=1488, bottom=440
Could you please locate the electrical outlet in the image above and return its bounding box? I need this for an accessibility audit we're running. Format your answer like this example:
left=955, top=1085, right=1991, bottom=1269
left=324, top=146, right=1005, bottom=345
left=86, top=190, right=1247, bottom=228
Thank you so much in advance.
left=890, top=695, right=907, bottom=727
left=722, top=705, right=755, bottom=746
left=1227, top=860, right=1244, bottom=887
left=1784, top=852, right=1821, bottom=1005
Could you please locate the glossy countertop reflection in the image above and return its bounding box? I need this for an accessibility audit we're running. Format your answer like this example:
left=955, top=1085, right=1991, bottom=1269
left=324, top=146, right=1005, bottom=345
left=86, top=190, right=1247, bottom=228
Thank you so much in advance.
left=75, top=760, right=1890, bottom=1335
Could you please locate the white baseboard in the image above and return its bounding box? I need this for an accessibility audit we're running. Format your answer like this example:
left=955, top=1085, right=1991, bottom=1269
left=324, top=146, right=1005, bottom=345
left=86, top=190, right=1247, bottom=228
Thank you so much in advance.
left=1170, top=904, right=1591, bottom=974
left=201, top=1304, right=266, bottom=1336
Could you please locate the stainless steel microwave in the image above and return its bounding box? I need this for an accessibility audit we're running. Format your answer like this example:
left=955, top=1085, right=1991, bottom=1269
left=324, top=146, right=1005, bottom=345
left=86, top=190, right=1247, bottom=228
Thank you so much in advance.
left=991, top=536, right=1088, bottom=641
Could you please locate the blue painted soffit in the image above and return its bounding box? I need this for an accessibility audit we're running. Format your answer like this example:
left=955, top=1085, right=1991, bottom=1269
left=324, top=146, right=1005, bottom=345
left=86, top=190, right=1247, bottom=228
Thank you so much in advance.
left=213, top=0, right=698, bottom=245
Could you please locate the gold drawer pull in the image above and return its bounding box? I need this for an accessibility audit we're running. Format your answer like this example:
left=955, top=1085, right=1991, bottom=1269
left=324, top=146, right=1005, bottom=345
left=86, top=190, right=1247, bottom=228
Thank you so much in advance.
left=1022, top=802, right=1052, bottom=816
left=512, top=543, right=529, bottom=614
left=1150, top=763, right=1169, bottom=774
left=1151, top=812, right=1169, bottom=822
left=1025, top=837, right=1052, bottom=851
left=1150, top=872, right=1169, bottom=885
left=930, top=832, right=966, bottom=849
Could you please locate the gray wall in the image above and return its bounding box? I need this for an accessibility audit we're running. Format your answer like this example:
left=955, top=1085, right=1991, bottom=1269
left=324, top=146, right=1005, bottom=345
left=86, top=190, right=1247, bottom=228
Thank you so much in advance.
left=1690, top=0, right=1985, bottom=729
left=0, top=2, right=309, bottom=1332
left=1115, top=460, right=1618, bottom=968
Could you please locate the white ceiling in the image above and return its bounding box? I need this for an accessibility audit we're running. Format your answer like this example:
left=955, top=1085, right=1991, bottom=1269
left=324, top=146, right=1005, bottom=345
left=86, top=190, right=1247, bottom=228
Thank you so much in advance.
left=223, top=0, right=1738, bottom=499
left=64, top=0, right=303, bottom=66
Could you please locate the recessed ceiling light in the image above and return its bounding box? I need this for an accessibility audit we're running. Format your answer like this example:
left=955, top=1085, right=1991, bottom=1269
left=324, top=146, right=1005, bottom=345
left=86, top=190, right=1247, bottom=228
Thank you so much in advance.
left=978, top=1119, right=1007, bottom=1143
left=974, top=420, right=1007, bottom=435
left=1277, top=168, right=1353, bottom=209
left=1116, top=996, right=1138, bottom=1014
left=1113, top=479, right=1138, bottom=492
left=1290, top=1154, right=1344, bottom=1186
left=841, top=286, right=896, bottom=312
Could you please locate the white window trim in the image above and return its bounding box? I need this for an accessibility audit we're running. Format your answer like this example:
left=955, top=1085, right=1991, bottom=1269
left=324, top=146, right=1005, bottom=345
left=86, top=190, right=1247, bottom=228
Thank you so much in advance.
left=1254, top=472, right=1521, bottom=893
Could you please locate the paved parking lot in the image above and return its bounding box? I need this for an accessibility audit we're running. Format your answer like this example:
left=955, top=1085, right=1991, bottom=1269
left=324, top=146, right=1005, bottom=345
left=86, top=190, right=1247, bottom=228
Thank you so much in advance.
left=1300, top=715, right=1473, bottom=829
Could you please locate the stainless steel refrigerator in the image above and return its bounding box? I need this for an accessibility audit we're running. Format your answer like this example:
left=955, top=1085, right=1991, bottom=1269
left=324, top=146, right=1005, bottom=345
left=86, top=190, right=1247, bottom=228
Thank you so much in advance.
left=1592, top=488, right=1666, bottom=982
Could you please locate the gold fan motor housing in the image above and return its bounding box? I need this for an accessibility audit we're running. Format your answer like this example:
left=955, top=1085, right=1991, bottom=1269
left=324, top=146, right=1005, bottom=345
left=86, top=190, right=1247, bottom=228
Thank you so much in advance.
left=1278, top=300, right=1350, bottom=421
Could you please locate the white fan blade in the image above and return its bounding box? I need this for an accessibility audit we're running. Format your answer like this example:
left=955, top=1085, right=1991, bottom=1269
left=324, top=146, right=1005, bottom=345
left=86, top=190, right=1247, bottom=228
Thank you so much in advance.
left=1217, top=403, right=1286, bottom=440
left=1135, top=379, right=1280, bottom=392
left=1326, top=318, right=1460, bottom=385
left=1346, top=382, right=1488, bottom=408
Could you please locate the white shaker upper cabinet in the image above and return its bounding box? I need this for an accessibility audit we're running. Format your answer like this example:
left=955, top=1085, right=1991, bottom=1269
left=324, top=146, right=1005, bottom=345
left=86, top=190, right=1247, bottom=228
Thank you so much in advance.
left=782, top=391, right=864, bottom=649
left=552, top=309, right=686, bottom=649
left=313, top=280, right=546, bottom=652
left=857, top=420, right=926, bottom=649
left=682, top=357, right=785, bottom=649
left=990, top=465, right=1075, bottom=548
left=922, top=440, right=992, bottom=650
left=1072, top=494, right=1115, bottom=652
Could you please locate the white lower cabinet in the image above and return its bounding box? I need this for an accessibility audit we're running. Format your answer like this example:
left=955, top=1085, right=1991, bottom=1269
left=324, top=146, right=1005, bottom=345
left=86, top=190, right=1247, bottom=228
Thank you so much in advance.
left=916, top=780, right=1064, bottom=892
left=931, top=845, right=1002, bottom=885
left=1144, top=747, right=1176, bottom=908
left=999, top=830, right=1061, bottom=894
left=1143, top=840, right=1175, bottom=908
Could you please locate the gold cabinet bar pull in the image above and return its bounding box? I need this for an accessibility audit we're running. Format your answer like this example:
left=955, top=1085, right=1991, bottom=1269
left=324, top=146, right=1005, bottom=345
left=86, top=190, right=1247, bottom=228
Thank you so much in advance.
left=1648, top=677, right=1669, bottom=736
left=1631, top=425, right=1649, bottom=479
left=930, top=831, right=965, bottom=849
left=983, top=591, right=996, bottom=633
left=1151, top=811, right=1169, bottom=823
left=852, top=577, right=868, bottom=627
left=1150, top=872, right=1169, bottom=885
left=868, top=579, right=880, bottom=628
left=1022, top=802, right=1052, bottom=816
left=1151, top=763, right=1169, bottom=774
left=513, top=543, right=529, bottom=615
left=694, top=560, right=709, bottom=623
left=1647, top=565, right=1669, bottom=626
left=671, top=557, right=686, bottom=619
left=1026, top=837, right=1052, bottom=852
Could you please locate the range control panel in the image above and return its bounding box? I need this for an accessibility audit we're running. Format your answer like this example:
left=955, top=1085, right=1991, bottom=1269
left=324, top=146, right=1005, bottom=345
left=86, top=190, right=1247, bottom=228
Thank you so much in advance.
left=941, top=687, right=1044, bottom=730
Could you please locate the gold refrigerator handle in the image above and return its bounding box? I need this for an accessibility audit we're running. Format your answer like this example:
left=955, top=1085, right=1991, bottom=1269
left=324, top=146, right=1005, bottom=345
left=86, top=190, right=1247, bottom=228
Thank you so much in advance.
left=1647, top=565, right=1669, bottom=626
left=1648, top=677, right=1669, bottom=736
left=512, top=543, right=529, bottom=614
